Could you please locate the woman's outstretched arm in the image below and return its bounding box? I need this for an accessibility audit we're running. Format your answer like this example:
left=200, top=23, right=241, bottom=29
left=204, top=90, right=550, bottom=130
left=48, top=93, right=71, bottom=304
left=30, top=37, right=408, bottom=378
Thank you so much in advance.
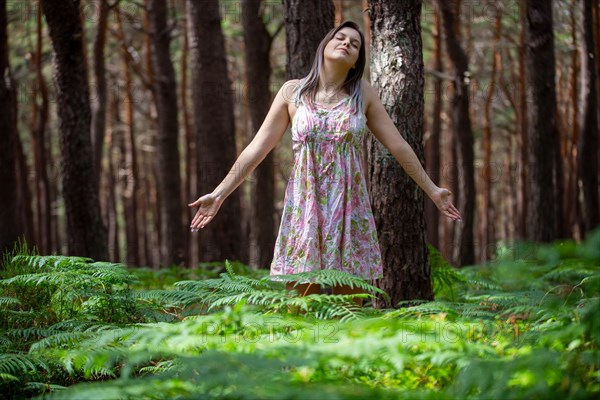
left=363, top=81, right=462, bottom=222
left=188, top=80, right=296, bottom=231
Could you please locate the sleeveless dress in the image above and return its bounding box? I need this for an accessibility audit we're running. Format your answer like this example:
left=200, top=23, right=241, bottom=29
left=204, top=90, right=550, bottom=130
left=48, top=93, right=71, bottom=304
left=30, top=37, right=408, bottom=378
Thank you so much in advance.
left=269, top=96, right=384, bottom=281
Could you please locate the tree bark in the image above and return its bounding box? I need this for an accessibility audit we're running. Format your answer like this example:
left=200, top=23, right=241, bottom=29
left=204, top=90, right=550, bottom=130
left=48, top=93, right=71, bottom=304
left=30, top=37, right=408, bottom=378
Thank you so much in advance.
left=436, top=0, right=475, bottom=266
left=425, top=5, right=441, bottom=250
left=180, top=0, right=194, bottom=267
left=28, top=5, right=51, bottom=254
left=40, top=0, right=108, bottom=260
left=517, top=1, right=528, bottom=239
left=480, top=9, right=502, bottom=262
left=149, top=0, right=185, bottom=266
left=15, top=133, right=35, bottom=246
left=187, top=0, right=246, bottom=263
left=242, top=0, right=276, bottom=269
left=0, top=0, right=19, bottom=256
left=284, top=0, right=334, bottom=79
left=367, top=0, right=433, bottom=307
left=106, top=98, right=120, bottom=262
left=91, top=0, right=109, bottom=191
left=578, top=0, right=599, bottom=236
left=524, top=0, right=559, bottom=242
left=115, top=6, right=140, bottom=266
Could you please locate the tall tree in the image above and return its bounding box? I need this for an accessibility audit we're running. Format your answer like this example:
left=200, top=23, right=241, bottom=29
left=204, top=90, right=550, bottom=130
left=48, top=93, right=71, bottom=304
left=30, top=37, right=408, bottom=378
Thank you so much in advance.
left=435, top=0, right=475, bottom=266
left=578, top=0, right=599, bottom=236
left=40, top=0, right=108, bottom=260
left=480, top=7, right=502, bottom=262
left=367, top=0, right=433, bottom=307
left=242, top=0, right=277, bottom=269
left=115, top=6, right=140, bottom=266
left=425, top=4, right=442, bottom=250
left=149, top=0, right=185, bottom=266
left=524, top=0, right=559, bottom=242
left=30, top=5, right=51, bottom=254
left=0, top=0, right=19, bottom=257
left=517, top=0, right=528, bottom=239
left=91, top=0, right=110, bottom=189
left=284, top=0, right=334, bottom=79
left=180, top=0, right=195, bottom=267
left=187, top=0, right=246, bottom=262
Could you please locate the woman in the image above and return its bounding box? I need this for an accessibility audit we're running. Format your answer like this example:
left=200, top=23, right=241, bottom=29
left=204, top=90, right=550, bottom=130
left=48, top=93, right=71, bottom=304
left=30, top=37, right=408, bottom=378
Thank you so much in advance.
left=189, top=21, right=462, bottom=303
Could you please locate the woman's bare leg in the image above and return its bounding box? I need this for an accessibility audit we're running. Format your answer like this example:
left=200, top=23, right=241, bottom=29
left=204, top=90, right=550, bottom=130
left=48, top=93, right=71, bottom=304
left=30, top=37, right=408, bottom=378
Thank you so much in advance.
left=286, top=282, right=321, bottom=314
left=286, top=282, right=321, bottom=296
left=332, top=284, right=364, bottom=307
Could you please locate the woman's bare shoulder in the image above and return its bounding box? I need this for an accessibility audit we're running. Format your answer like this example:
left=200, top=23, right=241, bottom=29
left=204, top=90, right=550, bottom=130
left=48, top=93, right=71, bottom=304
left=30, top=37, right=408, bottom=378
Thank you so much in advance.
left=361, top=80, right=378, bottom=100
left=278, top=79, right=301, bottom=104
left=360, top=80, right=379, bottom=113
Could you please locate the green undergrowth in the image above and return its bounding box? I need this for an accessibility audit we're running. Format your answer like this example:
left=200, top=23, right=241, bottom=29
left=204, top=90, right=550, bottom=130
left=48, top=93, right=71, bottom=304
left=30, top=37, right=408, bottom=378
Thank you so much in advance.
left=0, top=230, right=598, bottom=399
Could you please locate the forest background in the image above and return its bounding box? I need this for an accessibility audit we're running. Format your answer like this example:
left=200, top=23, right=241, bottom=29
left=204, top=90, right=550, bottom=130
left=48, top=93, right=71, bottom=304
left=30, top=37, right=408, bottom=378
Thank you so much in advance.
left=0, top=0, right=598, bottom=287
left=0, top=1, right=598, bottom=398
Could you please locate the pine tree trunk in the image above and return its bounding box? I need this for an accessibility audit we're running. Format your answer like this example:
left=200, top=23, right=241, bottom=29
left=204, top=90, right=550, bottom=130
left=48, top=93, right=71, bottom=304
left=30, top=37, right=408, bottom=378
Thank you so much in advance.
left=115, top=6, right=140, bottom=266
left=41, top=0, right=108, bottom=260
left=480, top=10, right=501, bottom=262
left=367, top=0, right=433, bottom=307
left=91, top=0, right=109, bottom=190
left=106, top=98, right=120, bottom=262
left=517, top=1, right=528, bottom=239
left=425, top=6, right=442, bottom=250
left=284, top=0, right=334, bottom=79
left=180, top=0, right=194, bottom=267
left=15, top=134, right=35, bottom=245
left=334, top=0, right=343, bottom=25
left=30, top=5, right=52, bottom=254
left=0, top=0, right=19, bottom=256
left=143, top=1, right=158, bottom=269
left=436, top=0, right=475, bottom=266
left=187, top=0, right=245, bottom=263
left=524, top=0, right=559, bottom=242
left=578, top=0, right=599, bottom=236
left=242, top=0, right=276, bottom=269
left=149, top=0, right=185, bottom=266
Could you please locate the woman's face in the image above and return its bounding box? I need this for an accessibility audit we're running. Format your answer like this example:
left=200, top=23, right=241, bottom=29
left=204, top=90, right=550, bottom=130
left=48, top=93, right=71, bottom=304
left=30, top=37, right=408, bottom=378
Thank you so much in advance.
left=323, top=27, right=361, bottom=69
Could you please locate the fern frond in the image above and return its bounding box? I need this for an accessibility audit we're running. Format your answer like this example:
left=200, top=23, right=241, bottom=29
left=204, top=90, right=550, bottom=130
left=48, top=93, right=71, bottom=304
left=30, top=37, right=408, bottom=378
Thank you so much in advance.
left=48, top=319, right=120, bottom=334
left=0, top=372, right=19, bottom=382
left=135, top=289, right=203, bottom=307
left=11, top=255, right=91, bottom=272
left=7, top=327, right=57, bottom=341
left=0, top=353, right=49, bottom=378
left=29, top=331, right=94, bottom=352
left=384, top=301, right=461, bottom=320
left=270, top=269, right=388, bottom=297
left=311, top=294, right=367, bottom=321
left=0, top=296, right=21, bottom=307
left=0, top=335, right=13, bottom=351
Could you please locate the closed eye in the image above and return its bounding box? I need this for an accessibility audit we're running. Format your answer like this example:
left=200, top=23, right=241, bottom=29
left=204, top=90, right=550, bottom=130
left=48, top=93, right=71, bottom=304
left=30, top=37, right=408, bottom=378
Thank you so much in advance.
left=335, top=34, right=361, bottom=48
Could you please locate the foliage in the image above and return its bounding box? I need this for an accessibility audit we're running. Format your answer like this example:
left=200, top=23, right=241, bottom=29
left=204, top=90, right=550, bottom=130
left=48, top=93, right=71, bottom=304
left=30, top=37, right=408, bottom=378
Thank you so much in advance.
left=0, top=230, right=599, bottom=399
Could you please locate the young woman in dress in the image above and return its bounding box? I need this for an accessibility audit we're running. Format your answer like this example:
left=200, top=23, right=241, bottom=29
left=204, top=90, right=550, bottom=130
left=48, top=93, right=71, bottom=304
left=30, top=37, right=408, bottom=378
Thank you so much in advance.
left=189, top=21, right=462, bottom=304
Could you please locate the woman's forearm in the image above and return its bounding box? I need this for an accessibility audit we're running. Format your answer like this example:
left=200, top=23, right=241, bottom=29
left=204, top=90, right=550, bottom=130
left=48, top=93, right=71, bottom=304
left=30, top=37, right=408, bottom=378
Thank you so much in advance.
left=390, top=141, right=438, bottom=198
left=211, top=142, right=267, bottom=201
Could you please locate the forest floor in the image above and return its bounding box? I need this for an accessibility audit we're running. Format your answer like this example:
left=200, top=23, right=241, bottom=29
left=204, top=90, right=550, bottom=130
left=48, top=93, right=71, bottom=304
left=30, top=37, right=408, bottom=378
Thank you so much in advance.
left=1, top=230, right=599, bottom=399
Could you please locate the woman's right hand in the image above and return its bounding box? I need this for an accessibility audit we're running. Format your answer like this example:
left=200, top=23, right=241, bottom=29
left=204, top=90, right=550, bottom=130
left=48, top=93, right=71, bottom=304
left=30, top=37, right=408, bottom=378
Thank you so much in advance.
left=188, top=193, right=223, bottom=231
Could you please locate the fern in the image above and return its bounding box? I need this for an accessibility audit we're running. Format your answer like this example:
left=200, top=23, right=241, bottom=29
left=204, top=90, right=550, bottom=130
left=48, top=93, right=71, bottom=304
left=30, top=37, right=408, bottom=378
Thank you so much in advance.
left=0, top=237, right=597, bottom=399
left=0, top=296, right=21, bottom=307
left=0, top=353, right=50, bottom=382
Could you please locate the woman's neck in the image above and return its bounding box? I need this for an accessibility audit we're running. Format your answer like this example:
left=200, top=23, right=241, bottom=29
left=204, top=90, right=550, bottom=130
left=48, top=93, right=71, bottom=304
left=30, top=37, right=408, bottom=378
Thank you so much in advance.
left=317, top=62, right=350, bottom=100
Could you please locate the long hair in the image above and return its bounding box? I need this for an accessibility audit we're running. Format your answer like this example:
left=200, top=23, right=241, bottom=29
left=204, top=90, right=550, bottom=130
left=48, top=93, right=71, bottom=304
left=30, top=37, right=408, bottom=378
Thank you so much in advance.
left=294, top=21, right=366, bottom=115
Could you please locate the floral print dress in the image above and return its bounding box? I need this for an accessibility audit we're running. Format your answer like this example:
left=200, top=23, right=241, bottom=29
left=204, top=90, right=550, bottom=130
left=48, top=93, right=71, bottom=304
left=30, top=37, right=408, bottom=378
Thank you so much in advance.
left=270, top=96, right=384, bottom=281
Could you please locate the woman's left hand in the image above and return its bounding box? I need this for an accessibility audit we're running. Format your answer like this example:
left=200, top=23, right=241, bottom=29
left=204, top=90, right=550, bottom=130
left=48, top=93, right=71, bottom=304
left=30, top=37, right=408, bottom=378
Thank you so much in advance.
left=431, top=187, right=462, bottom=222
